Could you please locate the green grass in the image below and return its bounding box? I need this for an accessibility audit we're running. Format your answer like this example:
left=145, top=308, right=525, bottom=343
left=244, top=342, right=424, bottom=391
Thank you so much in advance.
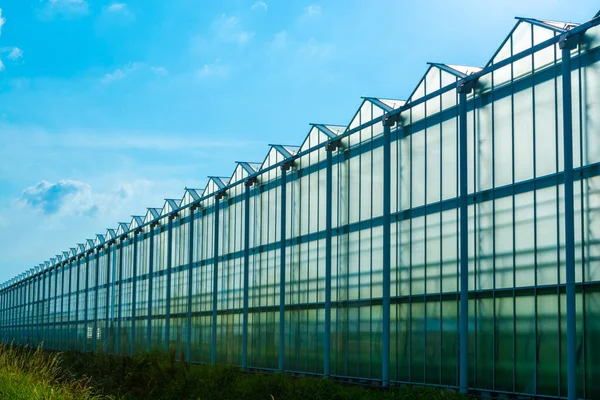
left=0, top=343, right=468, bottom=400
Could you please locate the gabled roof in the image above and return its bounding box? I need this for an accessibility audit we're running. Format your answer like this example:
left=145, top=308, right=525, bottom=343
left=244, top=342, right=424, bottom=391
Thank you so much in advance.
left=363, top=97, right=406, bottom=113
left=62, top=251, right=71, bottom=260
left=486, top=17, right=579, bottom=68
left=85, top=239, right=95, bottom=251
left=77, top=243, right=86, bottom=254
left=236, top=162, right=261, bottom=175
left=55, top=254, right=62, bottom=263
left=347, top=97, right=401, bottom=130
left=95, top=234, right=105, bottom=246
left=105, top=229, right=116, bottom=242
left=144, top=208, right=161, bottom=223
left=130, top=216, right=144, bottom=230
left=181, top=188, right=201, bottom=206
left=406, top=63, right=480, bottom=105
left=203, top=177, right=229, bottom=196
left=161, top=199, right=179, bottom=216
left=116, top=222, right=129, bottom=236
left=299, top=124, right=344, bottom=152
left=70, top=248, right=78, bottom=258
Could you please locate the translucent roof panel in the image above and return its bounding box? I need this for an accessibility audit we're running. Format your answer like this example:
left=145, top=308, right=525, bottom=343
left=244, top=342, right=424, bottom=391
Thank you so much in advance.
left=160, top=199, right=179, bottom=216
left=203, top=177, right=229, bottom=196
left=347, top=99, right=387, bottom=130
left=116, top=223, right=129, bottom=236
left=407, top=64, right=479, bottom=105
left=144, top=208, right=161, bottom=224
left=486, top=19, right=579, bottom=68
left=363, top=97, right=406, bottom=112
left=300, top=125, right=341, bottom=152
left=181, top=189, right=201, bottom=206
left=105, top=229, right=116, bottom=242
left=130, top=216, right=144, bottom=230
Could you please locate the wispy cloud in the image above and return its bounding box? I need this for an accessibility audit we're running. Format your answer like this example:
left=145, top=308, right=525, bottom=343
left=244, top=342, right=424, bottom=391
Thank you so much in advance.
left=7, top=47, right=23, bottom=61
left=101, top=62, right=167, bottom=83
left=0, top=59, right=4, bottom=72
left=0, top=9, right=5, bottom=36
left=197, top=60, right=230, bottom=79
left=42, top=0, right=89, bottom=18
left=150, top=66, right=168, bottom=76
left=304, top=5, right=322, bottom=17
left=251, top=1, right=268, bottom=11
left=17, top=179, right=156, bottom=217
left=213, top=14, right=254, bottom=45
left=106, top=3, right=127, bottom=13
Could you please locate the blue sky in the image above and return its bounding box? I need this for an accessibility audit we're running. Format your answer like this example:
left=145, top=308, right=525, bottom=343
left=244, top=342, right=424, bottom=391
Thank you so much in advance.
left=0, top=0, right=598, bottom=282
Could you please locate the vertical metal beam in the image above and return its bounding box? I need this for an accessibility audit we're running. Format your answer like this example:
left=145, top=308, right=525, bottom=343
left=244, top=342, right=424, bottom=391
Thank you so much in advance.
left=104, top=245, right=111, bottom=354
left=67, top=262, right=72, bottom=350
left=279, top=165, right=289, bottom=372
left=147, top=226, right=155, bottom=351
left=212, top=195, right=222, bottom=365
left=458, top=78, right=475, bottom=395
left=60, top=264, right=65, bottom=349
left=165, top=218, right=174, bottom=351
left=131, top=232, right=138, bottom=355
left=242, top=181, right=253, bottom=369
left=382, top=116, right=393, bottom=388
left=93, top=250, right=100, bottom=352
left=75, top=259, right=80, bottom=351
left=84, top=253, right=90, bottom=352
left=560, top=33, right=578, bottom=400
left=54, top=265, right=59, bottom=348
left=324, top=140, right=339, bottom=377
left=116, top=239, right=124, bottom=355
left=186, top=207, right=196, bottom=362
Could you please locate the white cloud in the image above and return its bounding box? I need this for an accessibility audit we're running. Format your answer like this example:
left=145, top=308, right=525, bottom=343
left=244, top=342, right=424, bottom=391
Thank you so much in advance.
left=101, top=67, right=128, bottom=83
left=106, top=3, right=127, bottom=13
left=0, top=9, right=5, bottom=36
left=16, top=179, right=159, bottom=218
left=213, top=14, right=254, bottom=45
left=197, top=61, right=230, bottom=79
left=305, top=5, right=322, bottom=16
left=101, top=62, right=166, bottom=83
left=44, top=0, right=89, bottom=17
left=150, top=66, right=168, bottom=76
left=251, top=1, right=268, bottom=11
left=0, top=59, right=4, bottom=72
left=270, top=31, right=288, bottom=51
left=7, top=47, right=23, bottom=61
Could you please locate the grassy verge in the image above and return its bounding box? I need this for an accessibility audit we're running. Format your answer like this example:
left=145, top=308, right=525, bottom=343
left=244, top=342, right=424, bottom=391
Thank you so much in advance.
left=0, top=344, right=468, bottom=400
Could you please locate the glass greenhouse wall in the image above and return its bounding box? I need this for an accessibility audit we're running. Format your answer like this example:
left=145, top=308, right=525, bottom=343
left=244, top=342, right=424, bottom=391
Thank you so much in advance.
left=1, top=13, right=599, bottom=400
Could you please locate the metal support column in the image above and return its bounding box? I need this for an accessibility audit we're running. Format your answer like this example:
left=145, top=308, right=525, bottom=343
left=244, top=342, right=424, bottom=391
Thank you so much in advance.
left=147, top=225, right=155, bottom=351
left=60, top=263, right=65, bottom=349
left=54, top=264, right=59, bottom=348
left=186, top=206, right=196, bottom=362
left=75, top=258, right=80, bottom=351
left=104, top=245, right=112, bottom=354
left=116, top=239, right=124, bottom=355
left=382, top=115, right=394, bottom=388
left=212, top=194, right=223, bottom=365
left=560, top=33, right=579, bottom=400
left=324, top=139, right=339, bottom=377
left=242, top=179, right=254, bottom=369
left=458, top=78, right=476, bottom=394
left=131, top=231, right=139, bottom=355
left=93, top=249, right=100, bottom=352
left=279, top=163, right=291, bottom=372
left=67, top=261, right=72, bottom=350
left=165, top=217, right=174, bottom=351
left=84, top=253, right=90, bottom=352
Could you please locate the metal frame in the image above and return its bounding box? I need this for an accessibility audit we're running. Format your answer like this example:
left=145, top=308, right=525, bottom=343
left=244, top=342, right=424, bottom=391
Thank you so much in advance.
left=1, top=13, right=599, bottom=400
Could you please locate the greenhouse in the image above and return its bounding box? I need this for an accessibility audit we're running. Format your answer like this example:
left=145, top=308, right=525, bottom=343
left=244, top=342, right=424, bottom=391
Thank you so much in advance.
left=1, top=11, right=599, bottom=400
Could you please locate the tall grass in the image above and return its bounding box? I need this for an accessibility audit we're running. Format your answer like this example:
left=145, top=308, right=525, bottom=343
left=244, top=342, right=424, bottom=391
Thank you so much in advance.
left=0, top=344, right=468, bottom=400
left=0, top=342, right=99, bottom=399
